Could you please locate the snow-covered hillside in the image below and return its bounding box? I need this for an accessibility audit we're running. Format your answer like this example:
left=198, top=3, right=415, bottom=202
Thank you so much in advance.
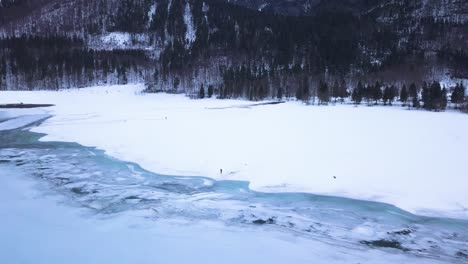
left=1, top=84, right=468, bottom=219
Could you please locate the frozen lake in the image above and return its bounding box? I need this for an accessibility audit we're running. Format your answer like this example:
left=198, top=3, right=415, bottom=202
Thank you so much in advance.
left=1, top=120, right=467, bottom=263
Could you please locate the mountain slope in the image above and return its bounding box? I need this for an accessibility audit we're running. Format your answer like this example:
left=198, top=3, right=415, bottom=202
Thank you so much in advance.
left=0, top=0, right=467, bottom=94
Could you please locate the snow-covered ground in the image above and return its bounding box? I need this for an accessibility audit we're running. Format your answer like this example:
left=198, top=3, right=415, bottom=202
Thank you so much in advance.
left=0, top=113, right=49, bottom=130
left=1, top=84, right=468, bottom=219
left=86, top=32, right=152, bottom=50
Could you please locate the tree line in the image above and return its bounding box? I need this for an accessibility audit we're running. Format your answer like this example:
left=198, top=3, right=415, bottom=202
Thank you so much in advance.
left=144, top=0, right=467, bottom=105
left=0, top=35, right=151, bottom=90
left=186, top=75, right=467, bottom=113
left=1, top=0, right=466, bottom=115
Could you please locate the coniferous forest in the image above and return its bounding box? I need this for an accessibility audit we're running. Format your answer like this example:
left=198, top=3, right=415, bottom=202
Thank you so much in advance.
left=0, top=0, right=467, bottom=111
left=0, top=35, right=150, bottom=90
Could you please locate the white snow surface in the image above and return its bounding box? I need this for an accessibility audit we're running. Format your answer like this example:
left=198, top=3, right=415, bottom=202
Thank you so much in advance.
left=1, top=84, right=468, bottom=219
left=95, top=32, right=150, bottom=50
left=0, top=114, right=49, bottom=131
left=101, top=32, right=131, bottom=47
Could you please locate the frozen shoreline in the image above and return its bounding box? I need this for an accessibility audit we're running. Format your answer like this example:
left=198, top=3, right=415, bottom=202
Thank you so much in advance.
left=2, top=163, right=453, bottom=264
left=1, top=84, right=468, bottom=219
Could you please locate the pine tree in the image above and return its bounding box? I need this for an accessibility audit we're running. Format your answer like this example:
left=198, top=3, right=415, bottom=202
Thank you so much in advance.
left=421, top=82, right=430, bottom=109
left=383, top=86, right=391, bottom=105
left=295, top=83, right=303, bottom=101
left=412, top=94, right=420, bottom=108
left=338, top=79, right=348, bottom=103
left=153, top=69, right=159, bottom=85
left=409, top=83, right=418, bottom=100
left=400, top=84, right=408, bottom=106
left=389, top=85, right=397, bottom=105
left=207, top=85, right=214, bottom=98
left=363, top=84, right=370, bottom=105
left=296, top=76, right=310, bottom=103
left=117, top=66, right=128, bottom=85
left=277, top=87, right=283, bottom=100
left=451, top=83, right=465, bottom=108
left=301, top=76, right=310, bottom=103
left=173, top=77, right=180, bottom=91
left=332, top=80, right=340, bottom=104
left=318, top=80, right=330, bottom=105
left=441, top=87, right=448, bottom=109
left=0, top=57, right=5, bottom=90
left=199, top=83, right=205, bottom=99
left=352, top=81, right=363, bottom=104
left=424, top=81, right=446, bottom=111
left=372, top=81, right=382, bottom=105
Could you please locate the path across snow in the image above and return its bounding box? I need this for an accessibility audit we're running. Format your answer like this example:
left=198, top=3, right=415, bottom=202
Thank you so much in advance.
left=1, top=84, right=467, bottom=219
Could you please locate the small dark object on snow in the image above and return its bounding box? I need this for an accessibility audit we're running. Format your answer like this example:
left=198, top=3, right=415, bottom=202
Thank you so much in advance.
left=456, top=251, right=468, bottom=258
left=71, top=187, right=89, bottom=195
left=333, top=176, right=336, bottom=179
left=388, top=229, right=412, bottom=236
left=360, top=239, right=407, bottom=251
left=220, top=169, right=223, bottom=174
left=0, top=103, right=54, bottom=109
left=252, top=218, right=276, bottom=225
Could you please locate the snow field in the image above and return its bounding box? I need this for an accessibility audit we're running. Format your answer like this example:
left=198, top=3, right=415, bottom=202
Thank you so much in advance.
left=1, top=84, right=468, bottom=218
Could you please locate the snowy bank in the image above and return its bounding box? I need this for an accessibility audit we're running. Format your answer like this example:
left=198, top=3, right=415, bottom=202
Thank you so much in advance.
left=1, top=84, right=467, bottom=219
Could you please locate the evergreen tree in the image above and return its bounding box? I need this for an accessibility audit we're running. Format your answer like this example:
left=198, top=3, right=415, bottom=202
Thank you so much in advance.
left=372, top=81, right=382, bottom=105
left=383, top=86, right=393, bottom=105
left=400, top=84, right=408, bottom=106
left=363, top=84, right=371, bottom=105
left=207, top=85, right=214, bottom=98
left=389, top=85, right=397, bottom=105
left=421, top=82, right=430, bottom=108
left=117, top=66, right=128, bottom=85
left=296, top=76, right=310, bottom=103
left=412, top=94, right=420, bottom=108
left=173, top=77, right=180, bottom=91
left=153, top=69, right=159, bottom=85
left=441, top=87, right=448, bottom=109
left=409, top=83, right=418, bottom=100
left=318, top=80, right=330, bottom=104
left=331, top=80, right=340, bottom=104
left=451, top=83, right=465, bottom=108
left=295, top=83, right=303, bottom=101
left=338, top=79, right=348, bottom=103
left=199, top=83, right=205, bottom=99
left=277, top=87, right=283, bottom=100
left=423, top=81, right=446, bottom=111
left=352, top=82, right=363, bottom=105
left=0, top=58, right=5, bottom=90
left=301, top=76, right=310, bottom=103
